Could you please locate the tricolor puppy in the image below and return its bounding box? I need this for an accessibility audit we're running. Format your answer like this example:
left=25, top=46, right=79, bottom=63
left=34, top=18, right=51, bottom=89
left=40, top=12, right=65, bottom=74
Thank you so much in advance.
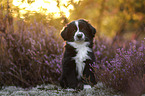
left=60, top=19, right=97, bottom=89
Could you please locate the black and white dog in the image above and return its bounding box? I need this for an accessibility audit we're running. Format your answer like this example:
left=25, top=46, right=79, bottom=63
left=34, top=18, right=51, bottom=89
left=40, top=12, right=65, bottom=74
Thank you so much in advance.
left=60, top=19, right=97, bottom=89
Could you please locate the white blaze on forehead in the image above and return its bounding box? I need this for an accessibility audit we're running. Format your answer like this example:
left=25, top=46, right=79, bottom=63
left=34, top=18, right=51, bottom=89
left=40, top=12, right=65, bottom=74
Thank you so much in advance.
left=74, top=20, right=85, bottom=41
left=75, top=20, right=79, bottom=32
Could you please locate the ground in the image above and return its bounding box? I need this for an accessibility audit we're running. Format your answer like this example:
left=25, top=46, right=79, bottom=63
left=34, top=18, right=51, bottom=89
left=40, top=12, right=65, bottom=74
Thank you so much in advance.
left=1, top=82, right=145, bottom=96
left=0, top=82, right=124, bottom=96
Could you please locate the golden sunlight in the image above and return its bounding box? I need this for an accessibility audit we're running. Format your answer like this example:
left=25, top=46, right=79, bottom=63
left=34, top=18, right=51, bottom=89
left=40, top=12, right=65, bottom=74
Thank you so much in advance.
left=12, top=0, right=80, bottom=18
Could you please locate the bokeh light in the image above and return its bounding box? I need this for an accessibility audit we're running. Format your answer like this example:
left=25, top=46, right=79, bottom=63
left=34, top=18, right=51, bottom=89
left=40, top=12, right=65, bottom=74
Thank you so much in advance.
left=13, top=0, right=80, bottom=18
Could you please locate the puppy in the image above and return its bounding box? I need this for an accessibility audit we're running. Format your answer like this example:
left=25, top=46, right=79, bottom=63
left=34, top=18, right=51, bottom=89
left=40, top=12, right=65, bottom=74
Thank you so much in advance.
left=60, top=19, right=97, bottom=89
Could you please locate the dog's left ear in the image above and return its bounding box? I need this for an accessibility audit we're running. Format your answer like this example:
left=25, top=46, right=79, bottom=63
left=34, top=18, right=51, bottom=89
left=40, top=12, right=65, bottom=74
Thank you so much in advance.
left=80, top=19, right=96, bottom=37
left=88, top=23, right=96, bottom=37
left=61, top=26, right=68, bottom=41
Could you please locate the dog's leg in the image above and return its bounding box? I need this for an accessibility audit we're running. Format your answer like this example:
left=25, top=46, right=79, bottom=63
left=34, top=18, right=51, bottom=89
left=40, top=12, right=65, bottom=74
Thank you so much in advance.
left=60, top=67, right=78, bottom=89
left=60, top=75, right=68, bottom=88
left=77, top=80, right=84, bottom=90
left=66, top=69, right=78, bottom=89
left=88, top=67, right=97, bottom=85
left=83, top=61, right=97, bottom=86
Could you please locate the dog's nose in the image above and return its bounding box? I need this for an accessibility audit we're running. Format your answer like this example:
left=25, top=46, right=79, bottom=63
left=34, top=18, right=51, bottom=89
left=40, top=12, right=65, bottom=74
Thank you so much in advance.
left=77, top=34, right=83, bottom=39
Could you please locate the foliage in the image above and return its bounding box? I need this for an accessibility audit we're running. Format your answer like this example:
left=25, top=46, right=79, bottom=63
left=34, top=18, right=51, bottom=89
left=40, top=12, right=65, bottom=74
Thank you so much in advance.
left=0, top=21, right=63, bottom=88
left=70, top=0, right=145, bottom=38
left=1, top=0, right=144, bottom=38
left=93, top=39, right=145, bottom=94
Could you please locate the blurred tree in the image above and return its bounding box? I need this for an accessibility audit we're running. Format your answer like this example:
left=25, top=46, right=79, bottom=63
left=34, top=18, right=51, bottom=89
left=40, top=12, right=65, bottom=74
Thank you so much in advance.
left=27, top=0, right=35, bottom=4
left=0, top=0, right=14, bottom=33
left=0, top=0, right=144, bottom=40
left=69, top=0, right=145, bottom=39
left=0, top=0, right=71, bottom=31
left=56, top=0, right=69, bottom=26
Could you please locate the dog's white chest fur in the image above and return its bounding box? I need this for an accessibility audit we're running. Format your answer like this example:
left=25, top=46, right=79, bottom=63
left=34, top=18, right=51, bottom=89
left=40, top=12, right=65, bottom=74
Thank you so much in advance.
left=68, top=42, right=92, bottom=79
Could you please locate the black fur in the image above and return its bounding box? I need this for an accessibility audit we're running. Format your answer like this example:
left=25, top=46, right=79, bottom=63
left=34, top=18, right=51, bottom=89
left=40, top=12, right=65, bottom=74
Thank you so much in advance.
left=60, top=19, right=97, bottom=89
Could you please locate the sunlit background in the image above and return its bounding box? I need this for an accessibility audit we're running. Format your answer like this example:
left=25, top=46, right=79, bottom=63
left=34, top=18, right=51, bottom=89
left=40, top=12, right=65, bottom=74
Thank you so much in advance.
left=13, top=0, right=80, bottom=18
left=0, top=0, right=144, bottom=39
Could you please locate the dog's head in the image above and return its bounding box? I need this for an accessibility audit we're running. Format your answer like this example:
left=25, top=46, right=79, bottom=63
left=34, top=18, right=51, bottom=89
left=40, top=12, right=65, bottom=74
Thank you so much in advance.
left=61, top=19, right=96, bottom=42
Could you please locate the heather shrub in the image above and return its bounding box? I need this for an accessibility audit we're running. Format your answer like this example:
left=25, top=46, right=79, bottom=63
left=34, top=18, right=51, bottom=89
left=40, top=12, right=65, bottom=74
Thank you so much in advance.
left=94, top=40, right=145, bottom=93
left=0, top=20, right=63, bottom=88
left=93, top=37, right=133, bottom=65
left=93, top=37, right=116, bottom=65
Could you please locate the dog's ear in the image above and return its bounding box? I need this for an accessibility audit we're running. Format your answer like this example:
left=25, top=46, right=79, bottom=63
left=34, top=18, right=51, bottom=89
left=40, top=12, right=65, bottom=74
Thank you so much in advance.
left=61, top=26, right=68, bottom=41
left=80, top=19, right=96, bottom=37
left=88, top=23, right=96, bottom=37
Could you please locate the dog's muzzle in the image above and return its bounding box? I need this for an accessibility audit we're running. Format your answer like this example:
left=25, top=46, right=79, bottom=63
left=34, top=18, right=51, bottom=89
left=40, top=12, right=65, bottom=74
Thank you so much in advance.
left=74, top=32, right=85, bottom=41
